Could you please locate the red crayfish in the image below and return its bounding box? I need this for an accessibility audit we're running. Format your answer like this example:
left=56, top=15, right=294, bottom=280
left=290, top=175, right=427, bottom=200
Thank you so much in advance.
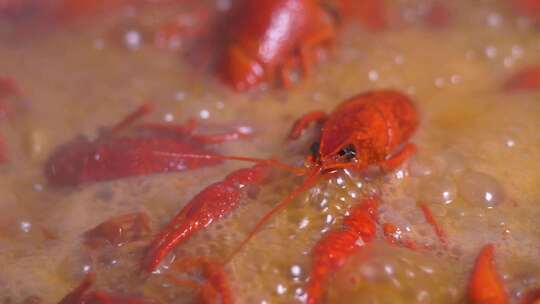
left=57, top=273, right=154, bottom=304
left=468, top=244, right=508, bottom=304
left=83, top=212, right=151, bottom=250
left=305, top=197, right=379, bottom=304
left=216, top=0, right=388, bottom=91
left=304, top=198, right=449, bottom=303
left=142, top=89, right=419, bottom=272
left=44, top=103, right=252, bottom=186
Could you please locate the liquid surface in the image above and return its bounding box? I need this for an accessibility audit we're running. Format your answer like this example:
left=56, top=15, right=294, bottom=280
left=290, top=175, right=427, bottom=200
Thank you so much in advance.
left=1, top=0, right=540, bottom=303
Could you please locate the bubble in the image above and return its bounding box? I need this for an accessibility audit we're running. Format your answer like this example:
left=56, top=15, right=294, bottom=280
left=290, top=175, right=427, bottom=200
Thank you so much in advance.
left=174, top=91, right=186, bottom=101
left=457, top=171, right=505, bottom=207
left=407, top=86, right=417, bottom=95
left=485, top=45, right=497, bottom=59
left=434, top=77, right=445, bottom=88
left=368, top=70, right=379, bottom=81
left=325, top=214, right=333, bottom=224
left=408, top=156, right=435, bottom=177
left=298, top=218, right=309, bottom=229
left=442, top=152, right=466, bottom=174
left=276, top=284, right=287, bottom=295
left=383, top=264, right=394, bottom=275
left=417, top=290, right=431, bottom=303
left=504, top=136, right=516, bottom=148
left=124, top=30, right=142, bottom=50
left=504, top=57, right=514, bottom=68
left=335, top=176, right=346, bottom=187
left=62, top=253, right=94, bottom=280
left=359, top=263, right=379, bottom=281
left=199, top=109, right=210, bottom=119
left=394, top=55, right=405, bottom=65
left=428, top=204, right=447, bottom=217
left=93, top=39, right=105, bottom=50
left=450, top=74, right=462, bottom=84
left=486, top=13, right=502, bottom=27
left=19, top=221, right=31, bottom=233
left=418, top=176, right=457, bottom=204
left=290, top=265, right=302, bottom=277
left=394, top=169, right=406, bottom=179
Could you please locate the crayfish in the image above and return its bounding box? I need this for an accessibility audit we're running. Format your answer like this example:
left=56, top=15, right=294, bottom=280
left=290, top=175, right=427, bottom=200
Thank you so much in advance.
left=216, top=0, right=387, bottom=91
left=468, top=244, right=508, bottom=304
left=57, top=273, right=153, bottom=304
left=83, top=212, right=151, bottom=250
left=44, top=103, right=252, bottom=186
left=304, top=196, right=379, bottom=304
left=53, top=90, right=419, bottom=303
left=141, top=89, right=419, bottom=274
left=58, top=258, right=232, bottom=304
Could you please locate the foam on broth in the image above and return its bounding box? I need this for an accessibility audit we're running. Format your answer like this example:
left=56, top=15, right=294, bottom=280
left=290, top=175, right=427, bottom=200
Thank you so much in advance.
left=1, top=0, right=540, bottom=303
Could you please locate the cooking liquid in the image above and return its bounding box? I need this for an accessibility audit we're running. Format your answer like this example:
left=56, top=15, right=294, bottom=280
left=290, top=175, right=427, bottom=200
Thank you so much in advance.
left=1, top=0, right=540, bottom=303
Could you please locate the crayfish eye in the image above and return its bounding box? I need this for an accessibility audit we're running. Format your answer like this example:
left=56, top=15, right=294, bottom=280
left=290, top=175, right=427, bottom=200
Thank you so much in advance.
left=310, top=141, right=320, bottom=160
left=338, top=144, right=356, bottom=160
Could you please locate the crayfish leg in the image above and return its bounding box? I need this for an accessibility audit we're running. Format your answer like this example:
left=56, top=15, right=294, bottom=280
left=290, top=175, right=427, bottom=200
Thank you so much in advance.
left=217, top=44, right=265, bottom=92
left=58, top=273, right=95, bottom=304
left=379, top=143, right=416, bottom=171
left=288, top=111, right=328, bottom=140
left=141, top=120, right=253, bottom=144
left=418, top=203, right=447, bottom=247
left=280, top=56, right=300, bottom=88
left=225, top=167, right=322, bottom=262
left=279, top=21, right=335, bottom=87
left=142, top=119, right=252, bottom=144
left=189, top=128, right=253, bottom=144
left=166, top=256, right=233, bottom=304
left=298, top=24, right=335, bottom=76
left=140, top=119, right=198, bottom=137
left=109, top=102, right=153, bottom=135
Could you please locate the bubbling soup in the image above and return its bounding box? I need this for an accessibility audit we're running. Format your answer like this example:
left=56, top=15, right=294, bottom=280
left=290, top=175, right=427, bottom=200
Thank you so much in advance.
left=1, top=0, right=540, bottom=303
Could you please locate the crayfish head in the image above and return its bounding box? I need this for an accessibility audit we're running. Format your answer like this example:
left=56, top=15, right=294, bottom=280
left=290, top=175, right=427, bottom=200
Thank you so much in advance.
left=44, top=140, right=93, bottom=186
left=309, top=141, right=361, bottom=172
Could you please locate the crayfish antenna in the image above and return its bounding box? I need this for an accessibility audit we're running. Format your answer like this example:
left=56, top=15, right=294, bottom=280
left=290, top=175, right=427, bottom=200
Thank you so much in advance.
left=224, top=167, right=322, bottom=263
left=151, top=151, right=307, bottom=176
left=109, top=102, right=154, bottom=135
